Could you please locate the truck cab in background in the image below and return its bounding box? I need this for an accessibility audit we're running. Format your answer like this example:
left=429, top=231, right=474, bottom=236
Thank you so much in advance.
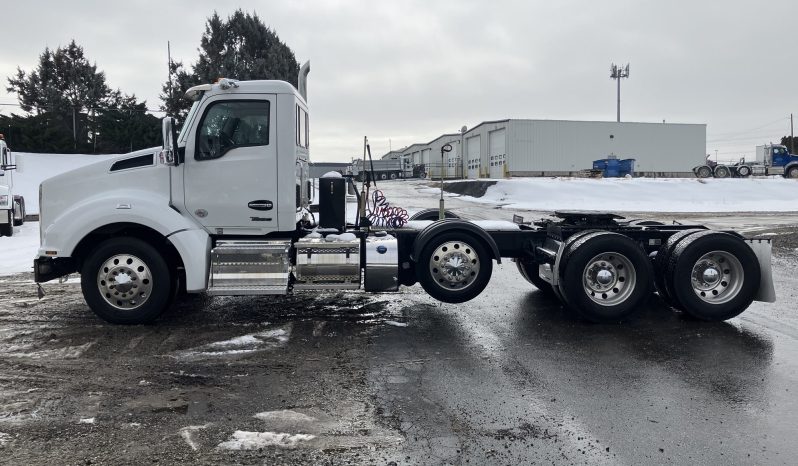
left=0, top=136, right=25, bottom=237
left=693, top=144, right=798, bottom=178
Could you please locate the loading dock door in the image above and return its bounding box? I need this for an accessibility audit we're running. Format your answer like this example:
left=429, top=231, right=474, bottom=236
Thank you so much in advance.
left=489, top=128, right=506, bottom=178
left=467, top=136, right=480, bottom=179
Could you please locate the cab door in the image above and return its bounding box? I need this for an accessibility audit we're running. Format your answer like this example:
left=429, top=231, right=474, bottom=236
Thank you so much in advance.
left=183, top=95, right=278, bottom=234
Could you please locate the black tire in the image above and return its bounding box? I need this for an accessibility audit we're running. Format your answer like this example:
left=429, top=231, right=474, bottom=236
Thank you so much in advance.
left=558, top=232, right=653, bottom=323
left=786, top=165, right=798, bottom=179
left=714, top=165, right=730, bottom=178
left=515, top=259, right=555, bottom=296
left=653, top=229, right=705, bottom=309
left=1, top=210, right=12, bottom=237
left=416, top=231, right=493, bottom=303
left=695, top=166, right=712, bottom=178
left=80, top=237, right=173, bottom=324
left=737, top=166, right=751, bottom=178
left=666, top=231, right=760, bottom=321
left=409, top=209, right=460, bottom=221
left=380, top=173, right=387, bottom=180
left=390, top=173, right=397, bottom=180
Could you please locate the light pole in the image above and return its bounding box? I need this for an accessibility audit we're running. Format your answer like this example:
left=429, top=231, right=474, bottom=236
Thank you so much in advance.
left=439, top=143, right=453, bottom=220
left=610, top=63, right=630, bottom=122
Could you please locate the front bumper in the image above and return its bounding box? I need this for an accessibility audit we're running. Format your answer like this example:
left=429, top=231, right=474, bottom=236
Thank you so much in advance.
left=34, top=256, right=76, bottom=283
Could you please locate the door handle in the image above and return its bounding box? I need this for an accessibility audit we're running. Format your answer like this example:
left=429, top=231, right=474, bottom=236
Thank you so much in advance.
left=248, top=200, right=274, bottom=211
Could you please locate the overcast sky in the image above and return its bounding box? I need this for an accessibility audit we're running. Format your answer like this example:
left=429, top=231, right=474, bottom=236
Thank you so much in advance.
left=1, top=0, right=796, bottom=161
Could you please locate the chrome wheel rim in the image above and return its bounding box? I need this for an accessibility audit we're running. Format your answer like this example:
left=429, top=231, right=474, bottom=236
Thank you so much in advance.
left=690, top=251, right=743, bottom=304
left=97, top=254, right=153, bottom=310
left=698, top=167, right=711, bottom=178
left=429, top=241, right=480, bottom=291
left=788, top=168, right=798, bottom=179
left=582, top=252, right=636, bottom=306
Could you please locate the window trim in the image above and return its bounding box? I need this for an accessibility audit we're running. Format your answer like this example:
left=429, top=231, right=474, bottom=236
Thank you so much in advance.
left=194, top=99, right=271, bottom=161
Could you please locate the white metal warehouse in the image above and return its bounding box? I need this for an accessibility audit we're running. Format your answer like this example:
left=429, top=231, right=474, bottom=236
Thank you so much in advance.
left=394, top=119, right=706, bottom=178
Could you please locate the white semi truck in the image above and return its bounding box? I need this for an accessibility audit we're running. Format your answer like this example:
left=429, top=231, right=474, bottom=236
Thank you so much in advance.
left=0, top=137, right=26, bottom=237
left=33, top=63, right=776, bottom=324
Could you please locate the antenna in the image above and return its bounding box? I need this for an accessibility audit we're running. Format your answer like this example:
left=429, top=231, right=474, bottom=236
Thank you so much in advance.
left=610, top=63, right=630, bottom=122
left=167, top=41, right=173, bottom=104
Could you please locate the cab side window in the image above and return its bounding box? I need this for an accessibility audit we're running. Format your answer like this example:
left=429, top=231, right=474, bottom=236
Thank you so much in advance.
left=195, top=100, right=270, bottom=161
left=296, top=104, right=309, bottom=149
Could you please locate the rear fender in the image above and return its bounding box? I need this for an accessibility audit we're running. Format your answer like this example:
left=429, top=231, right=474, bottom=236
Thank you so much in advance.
left=412, top=219, right=501, bottom=264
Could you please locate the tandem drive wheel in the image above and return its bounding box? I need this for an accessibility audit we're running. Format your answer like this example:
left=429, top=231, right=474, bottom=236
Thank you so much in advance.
left=558, top=232, right=652, bottom=323
left=662, top=231, right=760, bottom=321
left=515, top=259, right=554, bottom=297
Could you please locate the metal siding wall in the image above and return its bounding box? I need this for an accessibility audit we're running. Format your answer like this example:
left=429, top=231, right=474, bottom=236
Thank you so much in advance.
left=506, top=120, right=705, bottom=174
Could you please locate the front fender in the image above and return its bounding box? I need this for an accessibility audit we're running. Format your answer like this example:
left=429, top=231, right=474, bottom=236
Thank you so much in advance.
left=39, top=189, right=205, bottom=260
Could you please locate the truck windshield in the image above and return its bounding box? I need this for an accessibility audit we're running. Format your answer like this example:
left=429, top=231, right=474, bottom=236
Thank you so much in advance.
left=178, top=101, right=202, bottom=144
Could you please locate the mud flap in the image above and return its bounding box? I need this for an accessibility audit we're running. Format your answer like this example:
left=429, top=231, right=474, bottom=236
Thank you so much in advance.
left=746, top=238, right=776, bottom=303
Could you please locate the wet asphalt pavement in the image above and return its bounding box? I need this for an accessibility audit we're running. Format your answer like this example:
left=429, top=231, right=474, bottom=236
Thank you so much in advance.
left=1, top=180, right=798, bottom=465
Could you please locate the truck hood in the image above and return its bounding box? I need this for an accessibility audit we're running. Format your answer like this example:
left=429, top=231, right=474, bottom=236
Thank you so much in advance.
left=39, top=147, right=168, bottom=232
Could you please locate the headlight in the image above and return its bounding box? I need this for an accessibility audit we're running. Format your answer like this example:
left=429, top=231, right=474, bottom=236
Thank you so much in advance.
left=0, top=194, right=8, bottom=206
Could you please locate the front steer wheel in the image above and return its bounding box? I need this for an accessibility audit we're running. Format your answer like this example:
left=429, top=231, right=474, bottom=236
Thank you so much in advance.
left=80, top=237, right=173, bottom=324
left=416, top=232, right=493, bottom=303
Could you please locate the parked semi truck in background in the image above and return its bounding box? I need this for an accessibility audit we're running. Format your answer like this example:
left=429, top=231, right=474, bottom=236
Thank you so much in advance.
left=693, top=144, right=798, bottom=178
left=32, top=64, right=776, bottom=326
left=0, top=136, right=26, bottom=237
left=351, top=158, right=407, bottom=181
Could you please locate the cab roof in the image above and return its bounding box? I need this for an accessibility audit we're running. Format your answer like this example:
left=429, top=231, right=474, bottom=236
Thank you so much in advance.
left=186, top=79, right=303, bottom=103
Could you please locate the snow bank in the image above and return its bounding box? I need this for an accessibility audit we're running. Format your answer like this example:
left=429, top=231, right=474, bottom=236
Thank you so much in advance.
left=14, top=152, right=119, bottom=214
left=0, top=221, right=40, bottom=275
left=453, top=177, right=798, bottom=213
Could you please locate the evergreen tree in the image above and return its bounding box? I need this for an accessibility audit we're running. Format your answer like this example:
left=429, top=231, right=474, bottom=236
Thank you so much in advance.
left=7, top=40, right=112, bottom=116
left=161, top=10, right=300, bottom=121
left=5, top=40, right=160, bottom=154
left=781, top=136, right=796, bottom=154
left=93, top=93, right=162, bottom=153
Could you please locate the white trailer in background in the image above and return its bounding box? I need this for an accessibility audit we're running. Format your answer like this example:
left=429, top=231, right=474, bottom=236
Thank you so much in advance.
left=0, top=138, right=25, bottom=237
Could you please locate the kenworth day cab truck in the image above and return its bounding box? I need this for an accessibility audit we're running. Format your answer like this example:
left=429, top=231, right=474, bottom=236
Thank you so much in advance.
left=693, top=144, right=798, bottom=178
left=33, top=63, right=776, bottom=325
left=1, top=136, right=26, bottom=237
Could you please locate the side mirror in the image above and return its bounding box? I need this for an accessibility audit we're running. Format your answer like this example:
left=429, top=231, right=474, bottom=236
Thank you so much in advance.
left=0, top=148, right=15, bottom=171
left=159, top=117, right=180, bottom=166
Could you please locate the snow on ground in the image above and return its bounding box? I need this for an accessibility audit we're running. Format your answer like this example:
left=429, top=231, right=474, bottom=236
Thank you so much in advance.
left=441, top=177, right=798, bottom=213
left=216, top=431, right=315, bottom=450
left=172, top=325, right=292, bottom=361
left=0, top=221, right=39, bottom=276
left=254, top=410, right=317, bottom=423
left=13, top=152, right=119, bottom=214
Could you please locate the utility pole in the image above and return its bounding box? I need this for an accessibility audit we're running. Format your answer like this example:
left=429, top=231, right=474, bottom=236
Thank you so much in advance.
left=610, top=63, right=630, bottom=122
left=791, top=113, right=794, bottom=153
